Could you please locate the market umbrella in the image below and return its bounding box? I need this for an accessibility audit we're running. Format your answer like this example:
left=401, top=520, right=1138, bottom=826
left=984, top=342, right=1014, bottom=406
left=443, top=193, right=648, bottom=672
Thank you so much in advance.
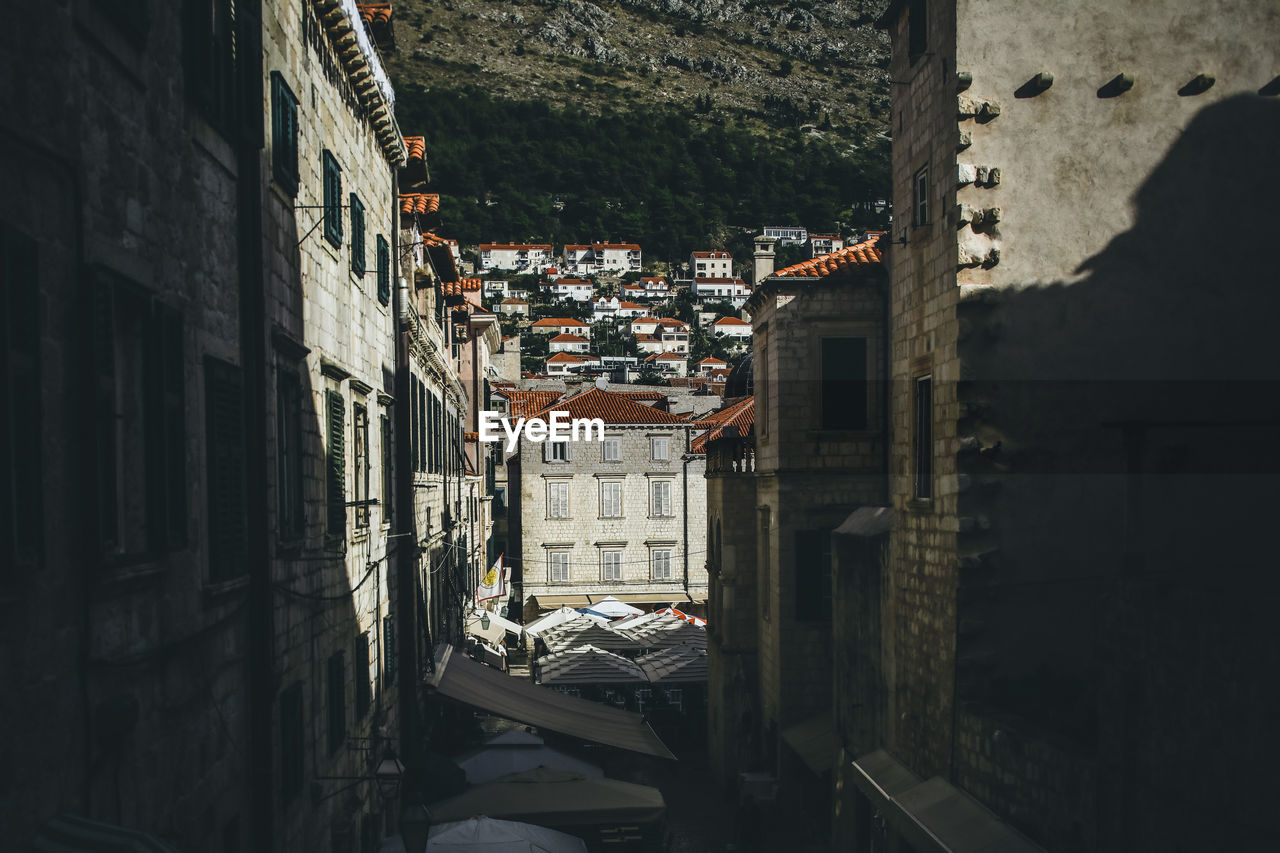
left=455, top=729, right=603, bottom=784
left=576, top=596, right=643, bottom=619
left=426, top=768, right=665, bottom=827
left=428, top=816, right=588, bottom=852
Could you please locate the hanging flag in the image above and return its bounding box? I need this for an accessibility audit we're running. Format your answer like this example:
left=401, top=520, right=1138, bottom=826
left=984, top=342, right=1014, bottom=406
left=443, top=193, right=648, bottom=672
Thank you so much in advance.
left=477, top=553, right=504, bottom=602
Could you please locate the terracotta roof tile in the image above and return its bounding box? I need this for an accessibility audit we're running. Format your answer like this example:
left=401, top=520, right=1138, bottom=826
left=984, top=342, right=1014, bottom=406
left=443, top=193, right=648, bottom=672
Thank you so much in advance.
left=549, top=333, right=589, bottom=343
left=712, top=316, right=750, bottom=326
left=529, top=387, right=684, bottom=425
left=615, top=390, right=665, bottom=401
left=545, top=352, right=589, bottom=364
left=773, top=234, right=884, bottom=279
left=531, top=318, right=588, bottom=327
left=691, top=251, right=732, bottom=259
left=479, top=242, right=553, bottom=251
left=441, top=277, right=483, bottom=297
left=404, top=136, right=426, bottom=162
left=357, top=3, right=392, bottom=26
left=504, top=390, right=565, bottom=418
left=696, top=357, right=728, bottom=365
left=399, top=193, right=440, bottom=215
left=690, top=396, right=754, bottom=453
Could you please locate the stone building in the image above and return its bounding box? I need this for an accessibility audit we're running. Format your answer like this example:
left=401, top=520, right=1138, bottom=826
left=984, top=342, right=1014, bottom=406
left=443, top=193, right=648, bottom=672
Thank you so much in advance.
left=828, top=2, right=1280, bottom=851
left=702, top=236, right=888, bottom=832
left=509, top=387, right=709, bottom=622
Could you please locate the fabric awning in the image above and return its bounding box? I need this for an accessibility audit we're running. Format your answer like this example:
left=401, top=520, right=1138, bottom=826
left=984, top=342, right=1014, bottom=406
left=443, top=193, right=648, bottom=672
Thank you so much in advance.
left=427, top=645, right=675, bottom=759
left=781, top=712, right=838, bottom=774
left=528, top=594, right=591, bottom=610
left=427, top=768, right=666, bottom=827
left=849, top=750, right=1046, bottom=853
left=465, top=617, right=506, bottom=645
left=596, top=592, right=691, bottom=605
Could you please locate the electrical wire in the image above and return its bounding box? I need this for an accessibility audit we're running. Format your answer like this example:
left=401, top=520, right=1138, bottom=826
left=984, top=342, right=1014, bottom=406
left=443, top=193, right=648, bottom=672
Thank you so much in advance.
left=499, top=547, right=709, bottom=569
left=271, top=549, right=391, bottom=602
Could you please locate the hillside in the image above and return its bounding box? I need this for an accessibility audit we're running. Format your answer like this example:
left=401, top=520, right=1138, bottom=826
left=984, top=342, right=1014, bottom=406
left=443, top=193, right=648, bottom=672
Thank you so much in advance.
left=383, top=0, right=893, bottom=258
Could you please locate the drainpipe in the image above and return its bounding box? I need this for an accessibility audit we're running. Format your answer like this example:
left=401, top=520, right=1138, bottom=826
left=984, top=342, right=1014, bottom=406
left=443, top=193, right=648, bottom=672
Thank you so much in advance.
left=236, top=5, right=273, bottom=850
left=682, top=433, right=690, bottom=596
left=392, top=172, right=422, bottom=777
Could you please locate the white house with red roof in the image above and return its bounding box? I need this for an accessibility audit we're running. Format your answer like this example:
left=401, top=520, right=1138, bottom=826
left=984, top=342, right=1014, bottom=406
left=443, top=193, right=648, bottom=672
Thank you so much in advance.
left=690, top=250, right=733, bottom=279
left=543, top=352, right=601, bottom=376
left=530, top=317, right=592, bottom=338
left=691, top=276, right=752, bottom=308
left=808, top=233, right=845, bottom=257
left=549, top=333, right=591, bottom=354
left=710, top=315, right=752, bottom=341
left=645, top=352, right=689, bottom=377
left=498, top=297, right=529, bottom=317
left=479, top=242, right=554, bottom=273
left=695, top=356, right=729, bottom=376
left=545, top=277, right=594, bottom=302
left=563, top=242, right=642, bottom=275
left=638, top=276, right=670, bottom=298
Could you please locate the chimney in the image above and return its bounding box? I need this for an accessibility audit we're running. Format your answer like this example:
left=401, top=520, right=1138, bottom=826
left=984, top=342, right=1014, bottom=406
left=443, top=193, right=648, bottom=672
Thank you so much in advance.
left=752, top=236, right=776, bottom=285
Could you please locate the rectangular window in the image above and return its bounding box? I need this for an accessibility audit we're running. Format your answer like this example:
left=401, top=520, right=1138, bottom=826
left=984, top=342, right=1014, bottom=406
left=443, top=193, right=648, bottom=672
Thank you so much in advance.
left=549, top=550, right=570, bottom=583
left=548, top=482, right=570, bottom=519
left=93, top=271, right=187, bottom=561
left=602, top=437, right=621, bottom=462
left=913, top=166, right=929, bottom=227
left=206, top=358, right=246, bottom=583
left=279, top=682, right=304, bottom=802
left=651, top=480, right=672, bottom=517
left=651, top=436, right=669, bottom=461
left=350, top=194, right=365, bottom=275
left=326, top=389, right=346, bottom=539
left=665, top=687, right=684, bottom=711
left=183, top=0, right=238, bottom=134
left=322, top=150, right=343, bottom=248
left=602, top=550, right=622, bottom=582
left=270, top=71, right=299, bottom=195
left=550, top=440, right=569, bottom=462
left=376, top=235, right=391, bottom=306
left=381, top=414, right=393, bottom=527
left=795, top=529, right=833, bottom=621
left=651, top=549, right=673, bottom=580
left=914, top=376, right=933, bottom=500
left=276, top=368, right=304, bottom=542
left=2, top=225, right=42, bottom=570
left=600, top=481, right=623, bottom=518
left=353, top=403, right=369, bottom=529
left=908, top=0, right=928, bottom=63
left=820, top=338, right=868, bottom=430
left=354, top=633, right=371, bottom=720
left=327, top=650, right=346, bottom=754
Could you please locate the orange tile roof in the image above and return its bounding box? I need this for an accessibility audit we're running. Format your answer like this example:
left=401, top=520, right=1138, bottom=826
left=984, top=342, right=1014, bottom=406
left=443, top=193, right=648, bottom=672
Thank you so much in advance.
left=773, top=234, right=884, bottom=279
left=500, top=297, right=528, bottom=304
left=656, top=352, right=686, bottom=361
left=532, top=317, right=588, bottom=327
left=550, top=333, right=589, bottom=343
left=630, top=316, right=659, bottom=324
left=404, top=136, right=425, bottom=162
left=357, top=3, right=392, bottom=26
left=693, top=276, right=747, bottom=285
left=504, top=390, right=565, bottom=418
left=554, top=278, right=592, bottom=285
left=712, top=316, right=750, bottom=326
left=635, top=334, right=658, bottom=342
left=618, top=301, right=646, bottom=310
left=594, top=242, right=641, bottom=251
left=691, top=251, right=732, bottom=259
left=546, top=352, right=589, bottom=364
left=400, top=193, right=440, bottom=215
left=639, top=277, right=667, bottom=284
left=615, top=390, right=665, bottom=401
left=696, top=357, right=728, bottom=365
left=691, top=396, right=754, bottom=453
left=529, top=387, right=684, bottom=425
left=441, top=277, right=483, bottom=297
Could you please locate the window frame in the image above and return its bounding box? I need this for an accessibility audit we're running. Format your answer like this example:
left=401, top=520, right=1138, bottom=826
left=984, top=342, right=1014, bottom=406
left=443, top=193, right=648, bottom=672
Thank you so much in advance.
left=322, top=149, right=343, bottom=248
left=650, top=436, right=670, bottom=462
left=601, top=549, right=623, bottom=582
left=913, top=166, right=930, bottom=228
left=325, top=388, right=347, bottom=540
left=352, top=401, right=370, bottom=529
left=550, top=440, right=569, bottom=462
left=349, top=193, right=366, bottom=275
left=548, top=550, right=571, bottom=583
left=819, top=337, right=869, bottom=431
left=270, top=71, right=299, bottom=196
left=650, top=479, right=673, bottom=518
left=547, top=480, right=571, bottom=519
left=600, top=480, right=623, bottom=518
left=650, top=548, right=673, bottom=581
left=908, top=0, right=928, bottom=65
left=376, top=234, right=391, bottom=306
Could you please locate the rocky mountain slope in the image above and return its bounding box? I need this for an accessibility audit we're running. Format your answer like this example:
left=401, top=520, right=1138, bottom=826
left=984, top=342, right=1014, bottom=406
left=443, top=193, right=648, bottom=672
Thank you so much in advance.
left=385, top=0, right=892, bottom=145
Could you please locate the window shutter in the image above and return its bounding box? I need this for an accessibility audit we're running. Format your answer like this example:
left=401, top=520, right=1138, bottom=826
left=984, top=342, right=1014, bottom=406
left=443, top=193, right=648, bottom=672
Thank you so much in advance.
left=564, top=439, right=573, bottom=461
left=206, top=358, right=246, bottom=582
left=543, top=440, right=553, bottom=462
left=326, top=389, right=346, bottom=538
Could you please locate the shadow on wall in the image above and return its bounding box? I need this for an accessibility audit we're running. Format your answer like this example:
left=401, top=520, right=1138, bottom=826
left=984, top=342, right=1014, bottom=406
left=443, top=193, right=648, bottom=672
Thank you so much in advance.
left=955, top=95, right=1280, bottom=847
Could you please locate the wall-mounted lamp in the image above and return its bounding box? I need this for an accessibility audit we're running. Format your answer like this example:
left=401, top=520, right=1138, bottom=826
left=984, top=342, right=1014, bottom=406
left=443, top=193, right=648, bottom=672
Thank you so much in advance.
left=313, top=746, right=406, bottom=805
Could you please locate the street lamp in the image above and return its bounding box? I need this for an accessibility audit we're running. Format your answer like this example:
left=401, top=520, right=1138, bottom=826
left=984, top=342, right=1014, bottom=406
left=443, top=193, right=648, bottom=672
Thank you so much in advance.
left=400, top=802, right=431, bottom=853
left=480, top=611, right=491, bottom=631
left=375, top=751, right=406, bottom=801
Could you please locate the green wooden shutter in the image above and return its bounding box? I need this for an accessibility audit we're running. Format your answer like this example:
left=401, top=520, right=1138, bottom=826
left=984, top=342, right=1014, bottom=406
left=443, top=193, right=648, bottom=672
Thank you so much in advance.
left=206, top=357, right=246, bottom=582
left=350, top=193, right=365, bottom=275
left=326, top=388, right=346, bottom=538
left=376, top=235, right=390, bottom=305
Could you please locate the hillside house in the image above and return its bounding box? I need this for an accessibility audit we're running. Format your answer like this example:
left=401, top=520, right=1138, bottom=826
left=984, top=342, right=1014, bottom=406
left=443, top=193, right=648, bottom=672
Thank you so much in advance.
left=479, top=242, right=554, bottom=273
left=531, top=318, right=592, bottom=338
left=690, top=250, right=733, bottom=279
left=549, top=333, right=591, bottom=354
left=564, top=242, right=643, bottom=275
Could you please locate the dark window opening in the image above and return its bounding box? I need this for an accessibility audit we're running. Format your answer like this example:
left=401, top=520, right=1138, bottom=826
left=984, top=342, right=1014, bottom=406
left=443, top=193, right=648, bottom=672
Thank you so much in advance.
left=327, top=650, right=346, bottom=754
left=354, top=633, right=371, bottom=720
left=913, top=166, right=929, bottom=228
left=795, top=529, right=833, bottom=621
left=353, top=402, right=369, bottom=529
left=206, top=358, right=245, bottom=583
left=820, top=337, right=868, bottom=430
left=908, top=0, right=928, bottom=64
left=280, top=682, right=304, bottom=802
left=381, top=414, right=393, bottom=527
left=183, top=0, right=238, bottom=134
left=276, top=367, right=304, bottom=541
left=914, top=376, right=933, bottom=500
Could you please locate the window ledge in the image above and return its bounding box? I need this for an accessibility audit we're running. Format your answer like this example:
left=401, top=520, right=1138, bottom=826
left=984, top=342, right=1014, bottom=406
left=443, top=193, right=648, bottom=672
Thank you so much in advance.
left=203, top=574, right=251, bottom=605
left=907, top=497, right=934, bottom=512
